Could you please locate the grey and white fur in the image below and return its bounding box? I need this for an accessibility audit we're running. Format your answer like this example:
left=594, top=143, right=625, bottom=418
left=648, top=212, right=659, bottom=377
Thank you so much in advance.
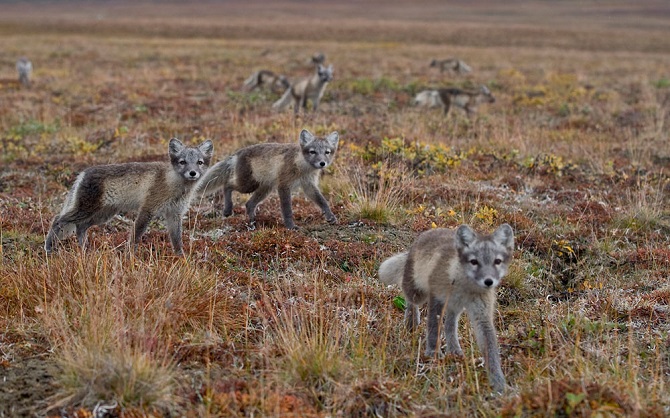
left=16, top=57, right=32, bottom=87
left=378, top=223, right=515, bottom=393
left=196, top=129, right=338, bottom=230
left=243, top=70, right=290, bottom=93
left=273, top=64, right=333, bottom=115
left=430, top=58, right=472, bottom=75
left=412, top=85, right=495, bottom=117
left=45, top=138, right=213, bottom=255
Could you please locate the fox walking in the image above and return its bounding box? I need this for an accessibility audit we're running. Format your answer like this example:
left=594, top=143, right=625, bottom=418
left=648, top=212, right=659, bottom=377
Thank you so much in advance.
left=243, top=70, right=290, bottom=93
left=273, top=64, right=333, bottom=115
left=413, top=85, right=495, bottom=117
left=45, top=138, right=213, bottom=255
left=196, top=129, right=338, bottom=230
left=430, top=58, right=472, bottom=75
left=378, top=223, right=514, bottom=393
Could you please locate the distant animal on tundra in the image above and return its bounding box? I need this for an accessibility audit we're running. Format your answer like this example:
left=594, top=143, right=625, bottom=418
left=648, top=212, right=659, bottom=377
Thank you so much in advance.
left=196, top=129, right=338, bottom=230
left=45, top=139, right=214, bottom=255
left=16, top=57, right=32, bottom=87
left=311, top=52, right=326, bottom=66
left=272, top=64, right=334, bottom=115
left=430, top=58, right=472, bottom=75
left=412, top=85, right=495, bottom=117
left=378, top=223, right=515, bottom=393
left=243, top=70, right=290, bottom=93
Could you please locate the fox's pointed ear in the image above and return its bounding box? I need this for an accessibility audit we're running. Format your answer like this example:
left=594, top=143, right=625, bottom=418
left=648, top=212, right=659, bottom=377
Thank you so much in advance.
left=169, top=138, right=185, bottom=155
left=326, top=131, right=339, bottom=148
left=199, top=140, right=214, bottom=157
left=299, top=129, right=314, bottom=147
left=492, top=223, right=514, bottom=252
left=455, top=224, right=477, bottom=249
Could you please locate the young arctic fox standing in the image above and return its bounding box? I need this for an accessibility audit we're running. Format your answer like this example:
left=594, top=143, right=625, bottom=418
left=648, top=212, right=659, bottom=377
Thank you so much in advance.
left=378, top=223, right=514, bottom=393
left=412, top=85, right=495, bottom=117
left=45, top=138, right=213, bottom=255
left=272, top=64, right=334, bottom=115
left=430, top=58, right=473, bottom=75
left=16, top=57, right=32, bottom=87
left=196, top=129, right=338, bottom=230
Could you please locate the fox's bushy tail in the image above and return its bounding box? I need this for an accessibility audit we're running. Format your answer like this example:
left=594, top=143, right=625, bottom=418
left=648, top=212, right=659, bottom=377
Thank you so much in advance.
left=195, top=158, right=234, bottom=197
left=378, top=252, right=408, bottom=286
left=272, top=87, right=292, bottom=110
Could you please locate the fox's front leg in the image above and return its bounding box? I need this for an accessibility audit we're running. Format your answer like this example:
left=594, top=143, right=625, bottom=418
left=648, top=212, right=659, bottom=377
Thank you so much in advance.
left=404, top=302, right=420, bottom=331
left=467, top=302, right=506, bottom=393
left=245, top=185, right=272, bottom=227
left=277, top=186, right=296, bottom=230
left=132, top=210, right=154, bottom=250
left=301, top=180, right=336, bottom=224
left=443, top=304, right=464, bottom=356
left=165, top=211, right=184, bottom=255
left=425, top=295, right=446, bottom=358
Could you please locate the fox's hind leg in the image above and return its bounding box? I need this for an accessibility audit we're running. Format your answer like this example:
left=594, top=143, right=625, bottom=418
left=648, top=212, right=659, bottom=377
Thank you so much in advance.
left=223, top=187, right=234, bottom=217
left=425, top=296, right=446, bottom=358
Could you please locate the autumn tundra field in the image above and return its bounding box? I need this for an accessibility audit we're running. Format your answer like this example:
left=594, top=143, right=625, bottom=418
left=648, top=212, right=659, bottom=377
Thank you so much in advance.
left=1, top=0, right=670, bottom=416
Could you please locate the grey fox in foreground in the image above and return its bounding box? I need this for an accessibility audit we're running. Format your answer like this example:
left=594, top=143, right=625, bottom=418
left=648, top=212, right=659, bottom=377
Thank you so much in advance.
left=412, top=85, right=495, bottom=117
left=273, top=64, right=333, bottom=115
left=378, top=223, right=514, bottom=393
left=243, top=70, right=290, bottom=93
left=196, top=129, right=338, bottom=230
left=45, top=138, right=213, bottom=255
left=430, top=58, right=472, bottom=75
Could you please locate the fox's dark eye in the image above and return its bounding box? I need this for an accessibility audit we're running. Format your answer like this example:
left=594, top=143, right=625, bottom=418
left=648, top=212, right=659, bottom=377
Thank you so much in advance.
left=309, top=150, right=317, bottom=155
left=325, top=150, right=331, bottom=155
left=470, top=259, right=479, bottom=266
left=197, top=160, right=204, bottom=165
left=179, top=160, right=187, bottom=166
left=494, top=259, right=502, bottom=265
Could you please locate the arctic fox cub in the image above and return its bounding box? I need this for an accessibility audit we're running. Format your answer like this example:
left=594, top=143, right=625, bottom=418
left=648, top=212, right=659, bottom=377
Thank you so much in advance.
left=45, top=138, right=213, bottom=255
left=379, top=223, right=514, bottom=392
left=197, top=129, right=338, bottom=229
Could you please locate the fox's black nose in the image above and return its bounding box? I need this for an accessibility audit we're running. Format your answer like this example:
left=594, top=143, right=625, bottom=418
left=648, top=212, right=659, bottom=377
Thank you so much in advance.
left=484, top=278, right=494, bottom=287
left=319, top=161, right=326, bottom=167
left=189, top=171, right=197, bottom=177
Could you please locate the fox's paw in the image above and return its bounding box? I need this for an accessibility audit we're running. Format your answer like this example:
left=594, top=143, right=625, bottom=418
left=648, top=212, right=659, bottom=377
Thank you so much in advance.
left=246, top=221, right=256, bottom=231
left=326, top=215, right=337, bottom=224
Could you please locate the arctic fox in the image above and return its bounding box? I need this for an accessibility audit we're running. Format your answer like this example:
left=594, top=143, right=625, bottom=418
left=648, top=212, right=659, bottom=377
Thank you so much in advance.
left=16, top=57, right=32, bottom=87
left=378, top=223, right=515, bottom=393
left=273, top=64, right=333, bottom=115
left=243, top=70, right=290, bottom=93
left=45, top=138, right=213, bottom=255
left=430, top=58, right=472, bottom=75
left=412, top=85, right=495, bottom=117
left=196, top=129, right=338, bottom=230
